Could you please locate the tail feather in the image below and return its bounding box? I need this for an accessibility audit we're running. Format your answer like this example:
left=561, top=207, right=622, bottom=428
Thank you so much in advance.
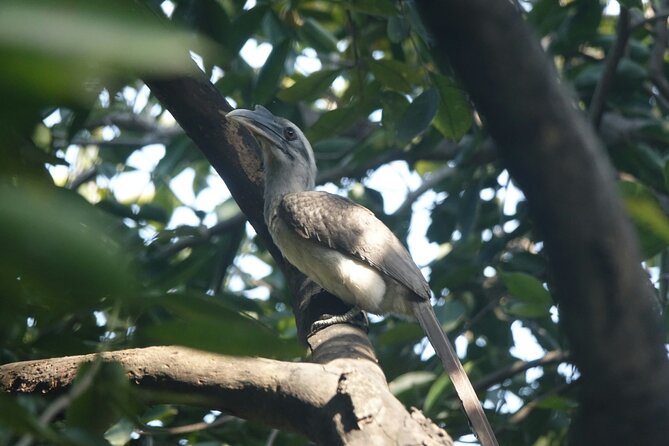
left=413, top=301, right=499, bottom=446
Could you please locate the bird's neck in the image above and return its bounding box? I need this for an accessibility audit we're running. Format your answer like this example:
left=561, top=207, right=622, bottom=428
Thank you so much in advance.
left=263, top=159, right=315, bottom=226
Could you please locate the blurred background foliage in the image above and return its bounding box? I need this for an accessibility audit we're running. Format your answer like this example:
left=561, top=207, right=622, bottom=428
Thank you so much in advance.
left=1, top=0, right=668, bottom=445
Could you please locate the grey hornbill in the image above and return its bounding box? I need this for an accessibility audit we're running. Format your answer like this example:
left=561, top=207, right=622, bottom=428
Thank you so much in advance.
left=227, top=105, right=498, bottom=446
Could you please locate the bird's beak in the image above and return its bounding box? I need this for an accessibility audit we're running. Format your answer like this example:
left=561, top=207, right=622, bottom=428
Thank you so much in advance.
left=226, top=105, right=286, bottom=153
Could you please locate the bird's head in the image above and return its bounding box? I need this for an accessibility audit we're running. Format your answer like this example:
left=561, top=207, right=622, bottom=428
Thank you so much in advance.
left=227, top=105, right=316, bottom=190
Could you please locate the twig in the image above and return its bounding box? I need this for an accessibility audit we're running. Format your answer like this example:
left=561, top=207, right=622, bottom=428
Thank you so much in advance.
left=150, top=213, right=246, bottom=259
left=15, top=359, right=103, bottom=446
left=68, top=167, right=98, bottom=190
left=508, top=381, right=574, bottom=424
left=649, top=10, right=669, bottom=103
left=630, top=10, right=669, bottom=30
left=394, top=165, right=455, bottom=215
left=138, top=414, right=235, bottom=436
left=473, top=350, right=567, bottom=391
left=589, top=7, right=631, bottom=129
left=265, top=429, right=280, bottom=446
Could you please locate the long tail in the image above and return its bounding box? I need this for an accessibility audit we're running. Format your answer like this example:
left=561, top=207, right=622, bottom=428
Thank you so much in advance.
left=413, top=301, right=499, bottom=446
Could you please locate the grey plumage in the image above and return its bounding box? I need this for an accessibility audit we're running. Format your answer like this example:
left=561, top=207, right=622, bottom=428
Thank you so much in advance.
left=226, top=105, right=498, bottom=446
left=278, top=191, right=431, bottom=302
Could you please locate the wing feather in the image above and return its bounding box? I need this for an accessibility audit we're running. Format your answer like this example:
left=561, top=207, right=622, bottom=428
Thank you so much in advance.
left=278, top=191, right=431, bottom=301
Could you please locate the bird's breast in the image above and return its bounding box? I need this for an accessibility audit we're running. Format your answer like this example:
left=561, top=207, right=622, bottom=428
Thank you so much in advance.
left=269, top=215, right=414, bottom=315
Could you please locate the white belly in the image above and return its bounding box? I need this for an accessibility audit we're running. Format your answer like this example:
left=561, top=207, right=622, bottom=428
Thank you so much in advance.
left=270, top=218, right=414, bottom=315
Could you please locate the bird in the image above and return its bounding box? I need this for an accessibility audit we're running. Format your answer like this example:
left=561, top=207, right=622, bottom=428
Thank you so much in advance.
left=226, top=105, right=498, bottom=446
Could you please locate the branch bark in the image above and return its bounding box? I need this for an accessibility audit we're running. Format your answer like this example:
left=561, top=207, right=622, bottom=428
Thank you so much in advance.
left=0, top=345, right=452, bottom=446
left=417, top=1, right=669, bottom=445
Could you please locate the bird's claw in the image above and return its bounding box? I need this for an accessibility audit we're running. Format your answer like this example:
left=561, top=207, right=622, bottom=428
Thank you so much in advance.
left=310, top=307, right=368, bottom=334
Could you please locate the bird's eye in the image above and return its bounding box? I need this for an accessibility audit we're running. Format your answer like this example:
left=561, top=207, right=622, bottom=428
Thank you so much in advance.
left=284, top=127, right=297, bottom=141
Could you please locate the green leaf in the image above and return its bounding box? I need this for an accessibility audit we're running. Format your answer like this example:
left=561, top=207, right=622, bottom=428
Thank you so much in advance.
left=138, top=292, right=303, bottom=359
left=312, top=137, right=357, bottom=155
left=619, top=180, right=669, bottom=258
left=423, top=373, right=451, bottom=414
left=432, top=74, right=473, bottom=140
left=377, top=323, right=424, bottom=345
left=500, top=272, right=552, bottom=318
left=433, top=300, right=466, bottom=333
left=253, top=40, right=292, bottom=104
left=388, top=371, right=437, bottom=396
left=0, top=0, right=211, bottom=105
left=228, top=5, right=269, bottom=55
left=0, top=393, right=57, bottom=440
left=387, top=16, right=409, bottom=43
left=277, top=69, right=341, bottom=103
left=368, top=59, right=413, bottom=93
left=0, top=182, right=135, bottom=307
left=499, top=272, right=552, bottom=306
left=307, top=106, right=362, bottom=142
left=300, top=18, right=339, bottom=53
left=397, top=88, right=439, bottom=144
left=66, top=361, right=132, bottom=436
left=344, top=0, right=397, bottom=16
left=381, top=90, right=410, bottom=136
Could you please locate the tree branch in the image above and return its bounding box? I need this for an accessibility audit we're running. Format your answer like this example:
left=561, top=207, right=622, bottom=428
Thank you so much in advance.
left=0, top=345, right=453, bottom=445
left=473, top=350, right=567, bottom=392
left=149, top=213, right=247, bottom=259
left=649, top=6, right=669, bottom=103
left=417, top=1, right=669, bottom=445
left=589, top=7, right=631, bottom=129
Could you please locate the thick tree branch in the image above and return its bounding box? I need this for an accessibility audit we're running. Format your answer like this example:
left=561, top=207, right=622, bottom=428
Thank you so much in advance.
left=418, top=1, right=669, bottom=445
left=0, top=345, right=452, bottom=446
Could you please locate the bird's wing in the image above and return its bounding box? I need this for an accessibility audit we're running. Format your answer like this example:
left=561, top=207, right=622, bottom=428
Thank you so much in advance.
left=278, top=191, right=431, bottom=301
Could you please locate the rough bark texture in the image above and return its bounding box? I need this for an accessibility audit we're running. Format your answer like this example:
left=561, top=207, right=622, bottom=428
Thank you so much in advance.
left=417, top=1, right=669, bottom=445
left=0, top=345, right=452, bottom=445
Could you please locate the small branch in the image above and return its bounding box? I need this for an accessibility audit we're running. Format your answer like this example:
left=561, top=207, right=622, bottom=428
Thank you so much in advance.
left=589, top=7, right=631, bottom=129
left=473, top=350, right=567, bottom=391
left=649, top=11, right=669, bottom=103
left=630, top=10, right=669, bottom=30
left=394, top=165, right=455, bottom=215
left=67, top=167, right=98, bottom=190
left=138, top=414, right=235, bottom=436
left=508, top=381, right=574, bottom=424
left=150, top=213, right=246, bottom=259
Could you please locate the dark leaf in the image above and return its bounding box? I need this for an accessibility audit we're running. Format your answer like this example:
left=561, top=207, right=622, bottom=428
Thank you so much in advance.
left=397, top=88, right=439, bottom=144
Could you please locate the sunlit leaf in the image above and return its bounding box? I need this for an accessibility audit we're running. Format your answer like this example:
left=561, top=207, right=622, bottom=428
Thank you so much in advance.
left=277, top=69, right=341, bottom=103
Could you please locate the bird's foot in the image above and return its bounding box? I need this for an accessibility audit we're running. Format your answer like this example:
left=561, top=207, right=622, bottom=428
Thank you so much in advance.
left=310, top=307, right=368, bottom=334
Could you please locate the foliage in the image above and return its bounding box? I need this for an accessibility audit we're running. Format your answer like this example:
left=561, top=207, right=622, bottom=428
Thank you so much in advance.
left=1, top=0, right=668, bottom=444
